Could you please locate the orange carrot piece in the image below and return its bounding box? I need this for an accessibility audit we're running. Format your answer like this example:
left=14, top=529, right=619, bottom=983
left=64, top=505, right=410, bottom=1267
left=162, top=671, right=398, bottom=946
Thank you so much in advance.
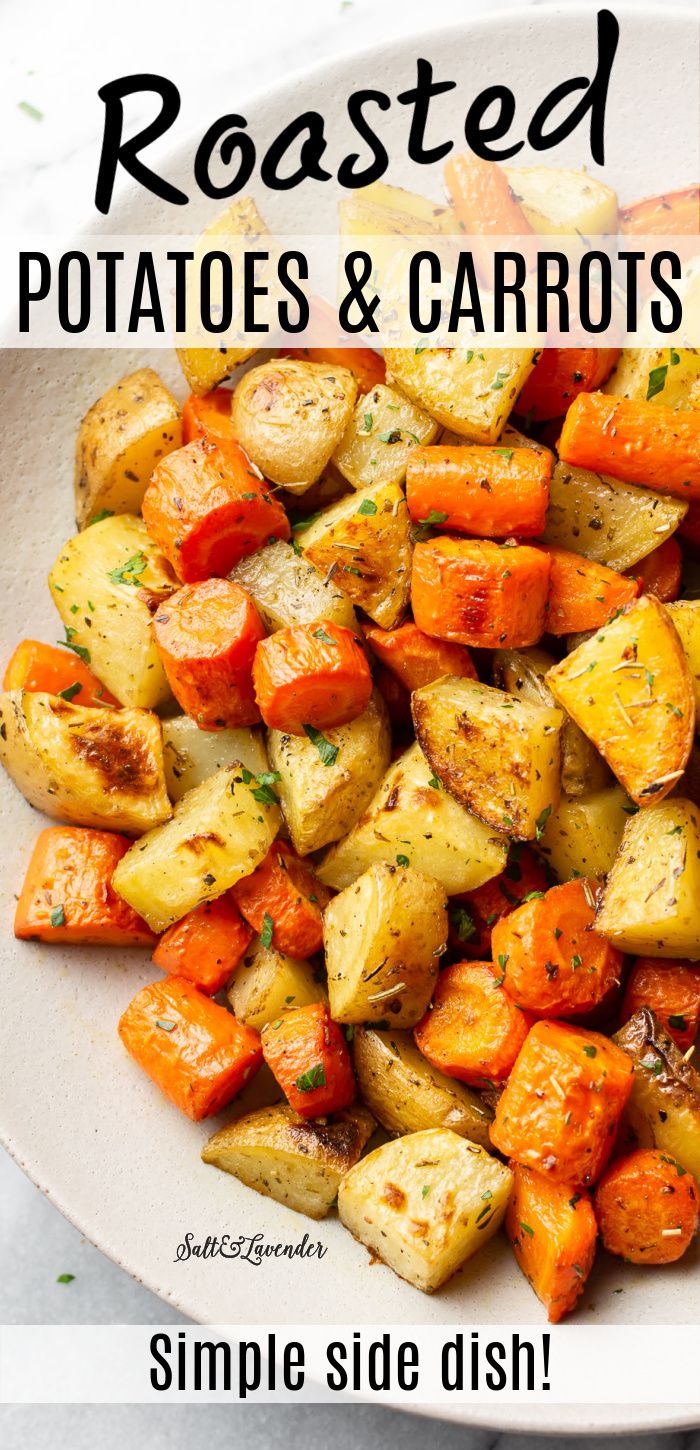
left=539, top=545, right=639, bottom=635
left=620, top=186, right=700, bottom=238
left=411, top=537, right=551, bottom=648
left=414, top=961, right=531, bottom=1088
left=444, top=152, right=535, bottom=278
left=594, top=1148, right=699, bottom=1264
left=152, top=895, right=253, bottom=995
left=14, top=826, right=154, bottom=946
left=252, top=619, right=372, bottom=735
left=282, top=296, right=386, bottom=394
left=406, top=445, right=551, bottom=539
left=152, top=578, right=265, bottom=729
left=448, top=847, right=552, bottom=958
left=558, top=392, right=700, bottom=499
left=261, top=1002, right=355, bottom=1118
left=363, top=620, right=477, bottom=693
left=232, top=839, right=332, bottom=959
left=3, top=639, right=120, bottom=708
left=492, top=878, right=624, bottom=1018
left=505, top=1163, right=597, bottom=1322
left=118, top=976, right=262, bottom=1119
left=621, top=957, right=700, bottom=1053
left=490, top=1020, right=634, bottom=1187
left=181, top=388, right=235, bottom=445
left=142, top=437, right=290, bottom=583
left=517, top=348, right=620, bottom=423
left=628, top=536, right=682, bottom=603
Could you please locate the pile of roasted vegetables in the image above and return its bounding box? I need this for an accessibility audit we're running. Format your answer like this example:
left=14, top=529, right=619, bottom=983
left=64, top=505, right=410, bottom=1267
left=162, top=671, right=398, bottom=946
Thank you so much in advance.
left=2, top=155, right=700, bottom=1322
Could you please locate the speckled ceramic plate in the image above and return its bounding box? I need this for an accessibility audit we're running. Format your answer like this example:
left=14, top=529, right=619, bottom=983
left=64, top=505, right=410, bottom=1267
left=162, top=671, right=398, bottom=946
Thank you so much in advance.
left=1, top=3, right=698, bottom=1433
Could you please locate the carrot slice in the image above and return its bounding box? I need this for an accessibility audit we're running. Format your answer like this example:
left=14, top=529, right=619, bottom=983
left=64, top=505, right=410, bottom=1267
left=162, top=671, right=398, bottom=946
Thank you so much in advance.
left=444, top=152, right=535, bottom=278
left=447, top=847, right=551, bottom=958
left=3, top=639, right=120, bottom=708
left=282, top=296, right=386, bottom=394
left=540, top=545, right=639, bottom=635
left=414, top=961, right=531, bottom=1088
left=118, top=976, right=262, bottom=1119
left=252, top=619, right=372, bottom=734
left=232, top=840, right=332, bottom=959
left=152, top=895, right=252, bottom=995
left=492, top=878, right=624, bottom=1018
left=558, top=392, right=700, bottom=499
left=411, top=537, right=550, bottom=648
left=181, top=388, right=235, bottom=445
left=628, top=536, right=682, bottom=603
left=261, top=1002, right=355, bottom=1118
left=594, top=1148, right=699, bottom=1263
left=14, top=826, right=154, bottom=945
left=363, top=620, right=477, bottom=692
left=506, top=1163, right=597, bottom=1322
left=621, top=957, right=700, bottom=1053
left=142, top=437, right=290, bottom=582
left=406, top=445, right=551, bottom=538
left=620, top=186, right=700, bottom=237
left=517, top=348, right=620, bottom=423
left=152, top=578, right=265, bottom=728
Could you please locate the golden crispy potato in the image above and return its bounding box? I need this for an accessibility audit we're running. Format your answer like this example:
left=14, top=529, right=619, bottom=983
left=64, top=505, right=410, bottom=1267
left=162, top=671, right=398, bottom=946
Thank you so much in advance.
left=74, top=368, right=181, bottom=529
left=614, top=1009, right=700, bottom=1181
left=162, top=715, right=269, bottom=802
left=228, top=940, right=326, bottom=1031
left=604, top=347, right=700, bottom=411
left=595, top=798, right=700, bottom=958
left=300, top=478, right=412, bottom=628
left=231, top=358, right=357, bottom=492
left=541, top=461, right=687, bottom=572
left=537, top=785, right=633, bottom=882
left=333, top=383, right=438, bottom=492
left=493, top=646, right=609, bottom=797
left=667, top=600, right=700, bottom=718
left=229, top=538, right=359, bottom=634
left=384, top=347, right=538, bottom=443
left=504, top=166, right=618, bottom=234
left=352, top=1027, right=493, bottom=1146
left=176, top=197, right=269, bottom=393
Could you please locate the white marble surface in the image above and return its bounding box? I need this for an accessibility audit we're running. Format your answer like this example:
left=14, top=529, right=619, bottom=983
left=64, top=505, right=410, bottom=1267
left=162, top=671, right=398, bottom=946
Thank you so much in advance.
left=1, top=0, right=698, bottom=1446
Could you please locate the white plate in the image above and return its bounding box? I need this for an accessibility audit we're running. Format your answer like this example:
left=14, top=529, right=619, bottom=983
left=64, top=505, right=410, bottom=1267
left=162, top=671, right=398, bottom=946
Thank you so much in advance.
left=1, top=4, right=698, bottom=1434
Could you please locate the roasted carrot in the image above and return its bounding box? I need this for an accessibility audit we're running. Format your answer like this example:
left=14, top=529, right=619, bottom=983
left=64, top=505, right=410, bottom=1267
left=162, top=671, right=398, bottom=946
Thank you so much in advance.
left=252, top=619, right=372, bottom=735
left=363, top=620, right=477, bottom=693
left=492, top=878, right=624, bottom=1019
left=232, top=839, right=332, bottom=959
left=620, top=186, right=700, bottom=237
left=540, top=545, right=639, bottom=635
left=621, top=957, right=700, bottom=1053
left=142, top=437, right=290, bottom=583
left=261, top=1002, right=355, bottom=1118
left=181, top=388, right=235, bottom=445
left=152, top=578, right=265, bottom=729
left=444, top=152, right=535, bottom=278
left=414, top=961, right=531, bottom=1088
left=505, top=1163, right=597, bottom=1322
left=118, top=976, right=262, bottom=1120
left=594, top=1148, right=699, bottom=1264
left=283, top=296, right=386, bottom=394
left=406, top=445, right=551, bottom=539
left=3, top=639, right=120, bottom=708
left=411, top=537, right=551, bottom=648
left=152, top=895, right=253, bottom=995
left=490, top=1020, right=634, bottom=1187
left=558, top=392, right=700, bottom=499
left=628, top=536, right=682, bottom=603
left=14, top=826, right=154, bottom=946
left=448, top=848, right=552, bottom=958
left=517, top=348, right=620, bottom=423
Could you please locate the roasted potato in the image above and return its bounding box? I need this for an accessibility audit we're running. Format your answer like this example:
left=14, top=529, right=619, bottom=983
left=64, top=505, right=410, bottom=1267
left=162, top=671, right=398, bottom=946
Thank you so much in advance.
left=231, top=358, right=357, bottom=492
left=605, top=347, right=700, bottom=411
left=352, top=1027, right=493, bottom=1147
left=74, top=368, right=181, bottom=529
left=318, top=740, right=508, bottom=894
left=546, top=596, right=695, bottom=806
left=162, top=715, right=269, bottom=802
left=228, top=940, right=326, bottom=1031
left=595, top=798, right=700, bottom=958
left=229, top=538, right=359, bottom=634
left=112, top=763, right=280, bottom=932
left=541, top=461, right=687, bottom=572
left=667, top=600, right=700, bottom=718
left=324, top=863, right=447, bottom=1026
left=202, top=1103, right=375, bottom=1219
left=338, top=1128, right=513, bottom=1292
left=333, top=383, right=438, bottom=492
left=504, top=166, right=618, bottom=234
left=412, top=675, right=563, bottom=841
left=493, top=646, right=609, bottom=797
left=339, top=180, right=456, bottom=238
left=299, top=478, right=412, bottom=628
left=0, top=690, right=170, bottom=835
left=176, top=196, right=269, bottom=393
left=49, top=515, right=175, bottom=709
left=614, top=1008, right=700, bottom=1181
left=267, top=688, right=391, bottom=855
left=384, top=347, right=538, bottom=444
left=537, top=785, right=633, bottom=882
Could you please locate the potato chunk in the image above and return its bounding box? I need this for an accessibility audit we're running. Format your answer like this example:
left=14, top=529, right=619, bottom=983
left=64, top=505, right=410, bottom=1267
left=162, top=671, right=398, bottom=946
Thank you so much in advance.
left=229, top=539, right=358, bottom=635
left=176, top=197, right=269, bottom=393
left=537, top=785, right=633, bottom=882
left=228, top=941, right=326, bottom=1031
left=614, top=1009, right=700, bottom=1180
left=504, top=166, right=618, bottom=235
left=352, top=1027, right=493, bottom=1147
left=300, top=478, right=412, bottom=628
left=384, top=347, right=538, bottom=444
left=546, top=596, right=695, bottom=806
left=338, top=1128, right=512, bottom=1292
left=112, top=763, right=279, bottom=932
left=493, top=646, right=609, bottom=797
left=604, top=347, right=700, bottom=411
left=162, top=715, right=269, bottom=802
left=202, top=1103, right=375, bottom=1219
left=267, top=689, right=390, bottom=855
left=595, top=798, right=700, bottom=958
left=231, top=358, right=357, bottom=492
left=333, top=383, right=438, bottom=492
left=324, top=863, right=446, bottom=1026
left=412, top=675, right=563, bottom=841
left=667, top=600, right=700, bottom=717
left=318, top=741, right=508, bottom=894
left=0, top=690, right=170, bottom=835
left=74, top=368, right=181, bottom=528
left=541, top=461, right=687, bottom=573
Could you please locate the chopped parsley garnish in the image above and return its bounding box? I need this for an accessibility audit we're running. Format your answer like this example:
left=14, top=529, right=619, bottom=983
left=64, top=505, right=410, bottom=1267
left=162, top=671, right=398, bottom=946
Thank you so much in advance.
left=295, top=1063, right=326, bottom=1092
left=88, top=509, right=114, bottom=525
left=396, top=854, right=410, bottom=867
left=449, top=904, right=477, bottom=942
left=312, top=626, right=336, bottom=645
left=50, top=905, right=66, bottom=928
left=357, top=498, right=377, bottom=515
left=57, top=682, right=82, bottom=703
left=303, top=724, right=339, bottom=767
left=156, top=1019, right=176, bottom=1032
left=109, top=551, right=147, bottom=586
left=56, top=1273, right=75, bottom=1284
left=57, top=629, right=90, bottom=665
left=646, top=363, right=668, bottom=400
left=582, top=1044, right=597, bottom=1058
left=261, top=912, right=274, bottom=949
left=535, top=805, right=552, bottom=840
